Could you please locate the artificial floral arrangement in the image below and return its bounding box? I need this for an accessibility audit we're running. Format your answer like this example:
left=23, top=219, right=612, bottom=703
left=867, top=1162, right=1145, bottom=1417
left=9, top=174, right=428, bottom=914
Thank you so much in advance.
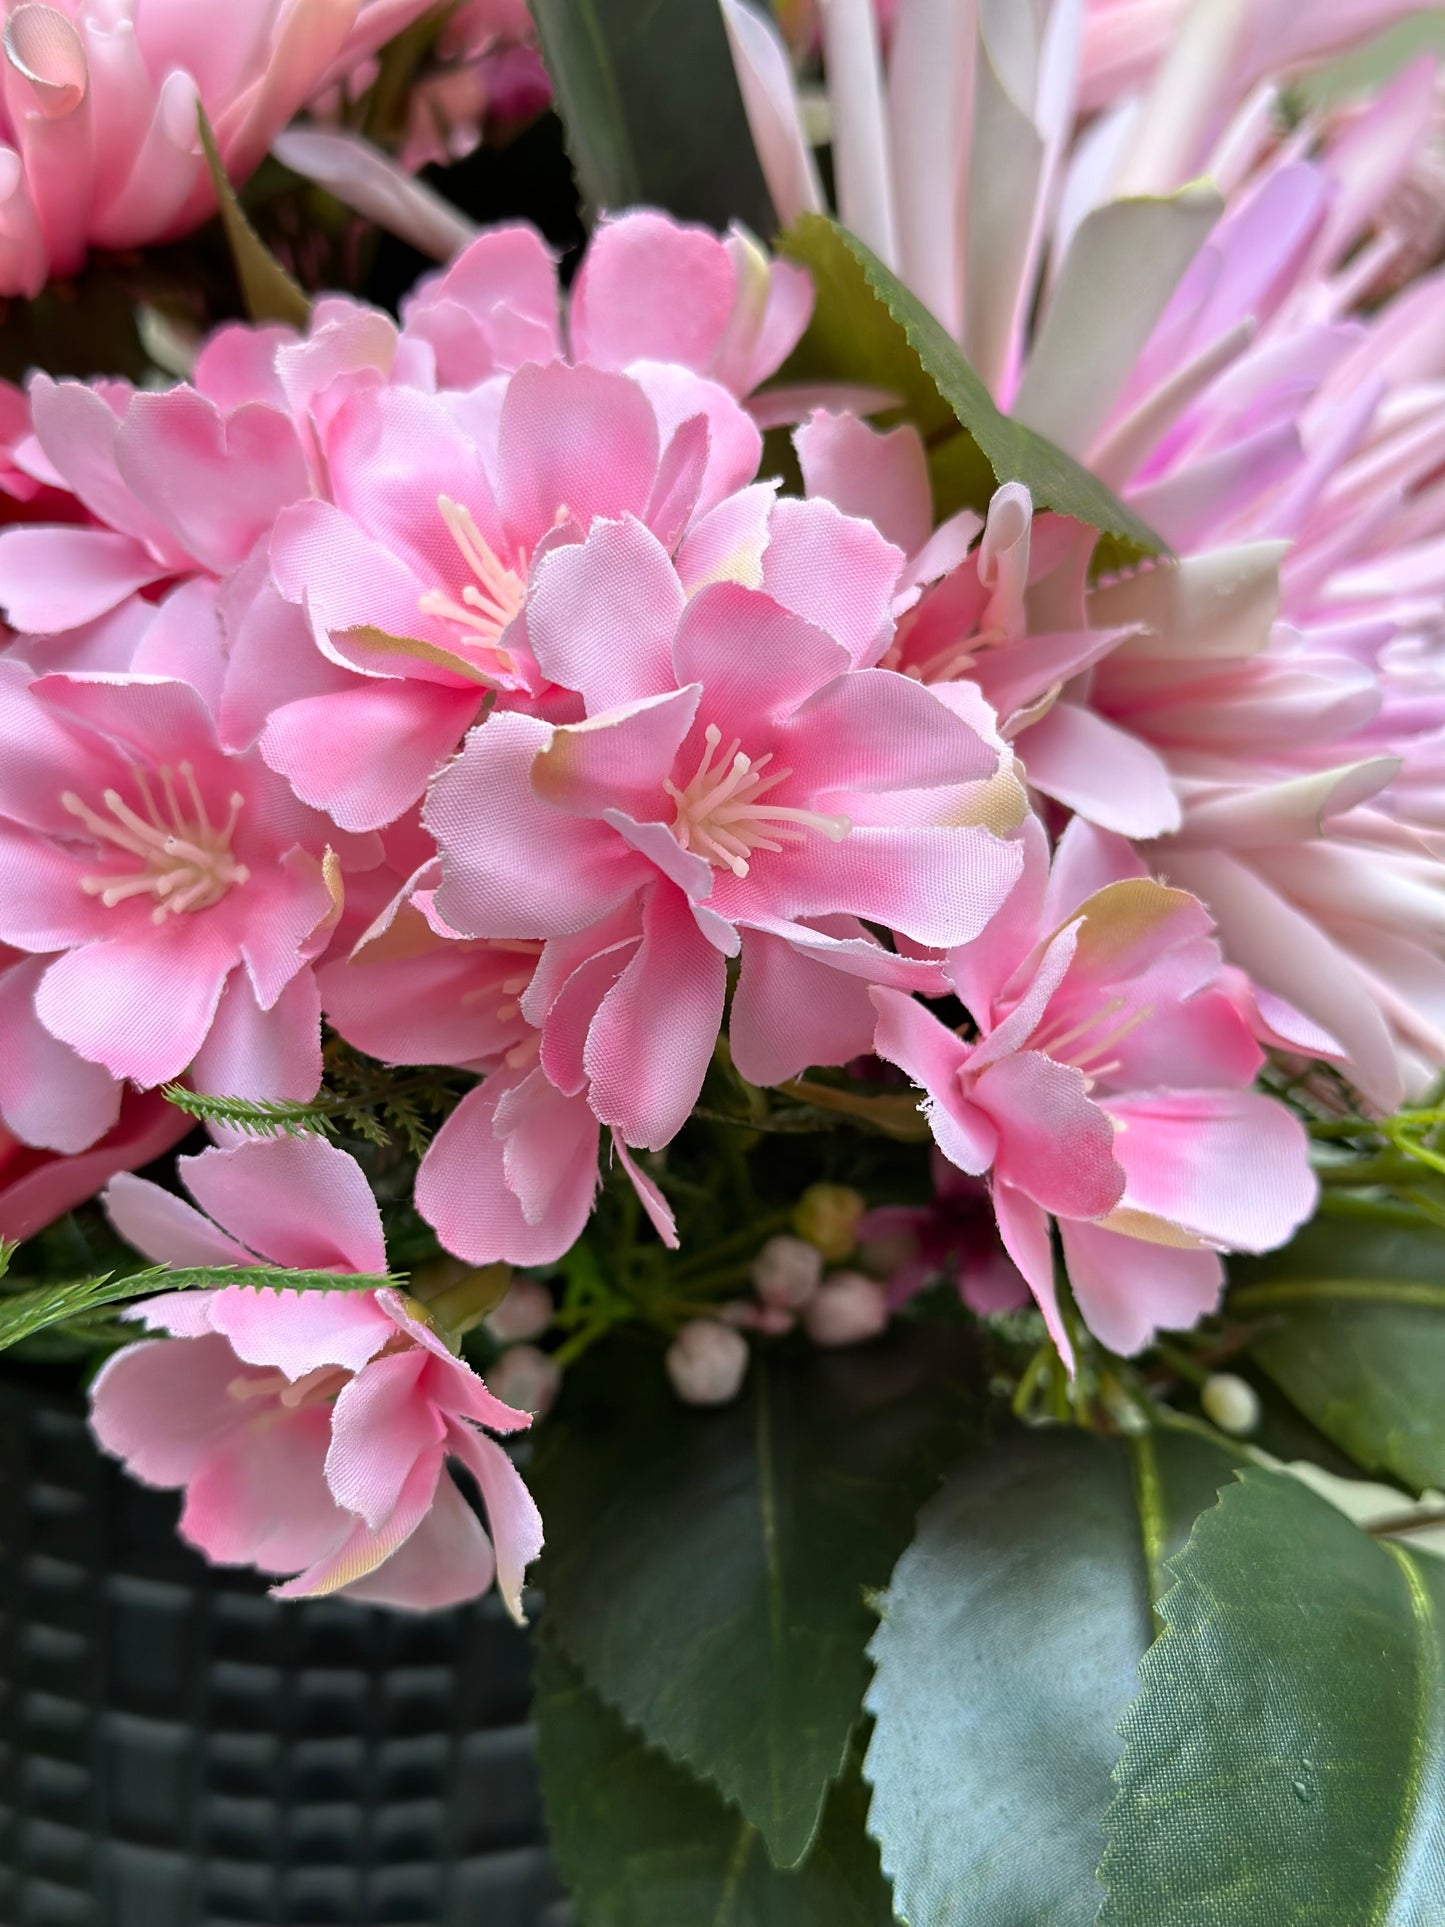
left=2, top=0, right=1445, bottom=1920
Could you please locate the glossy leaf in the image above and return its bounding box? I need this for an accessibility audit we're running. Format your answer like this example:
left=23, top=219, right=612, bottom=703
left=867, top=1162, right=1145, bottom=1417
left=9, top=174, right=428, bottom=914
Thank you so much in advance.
left=1232, top=1214, right=1445, bottom=1491
left=527, top=0, right=774, bottom=233
left=0, top=1263, right=398, bottom=1353
left=774, top=215, right=1166, bottom=559
left=1101, top=1467, right=1445, bottom=1925
left=197, top=105, right=310, bottom=327
left=536, top=1642, right=896, bottom=1927
left=530, top=1325, right=981, bottom=1868
left=863, top=1423, right=1242, bottom=1927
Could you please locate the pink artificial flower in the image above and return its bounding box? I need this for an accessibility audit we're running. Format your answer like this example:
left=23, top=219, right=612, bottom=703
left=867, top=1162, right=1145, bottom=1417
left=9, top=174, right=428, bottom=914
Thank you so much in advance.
left=0, top=662, right=373, bottom=1099
left=0, top=0, right=434, bottom=296
left=871, top=818, right=1318, bottom=1361
left=317, top=852, right=678, bottom=1265
left=261, top=357, right=765, bottom=828
left=0, top=1085, right=190, bottom=1245
left=397, top=0, right=550, bottom=169
left=89, top=1133, right=542, bottom=1616
left=423, top=498, right=1022, bottom=1162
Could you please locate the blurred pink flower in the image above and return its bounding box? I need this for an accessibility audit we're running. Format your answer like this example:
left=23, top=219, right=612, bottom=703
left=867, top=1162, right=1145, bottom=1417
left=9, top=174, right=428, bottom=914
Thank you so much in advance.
left=89, top=1133, right=542, bottom=1615
left=0, top=0, right=435, bottom=295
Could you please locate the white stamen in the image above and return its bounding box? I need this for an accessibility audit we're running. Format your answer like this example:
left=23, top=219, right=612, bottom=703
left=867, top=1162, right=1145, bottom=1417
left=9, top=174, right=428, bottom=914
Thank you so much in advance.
left=665, top=723, right=851, bottom=879
left=62, top=761, right=250, bottom=924
left=418, top=493, right=527, bottom=668
left=1031, top=993, right=1156, bottom=1077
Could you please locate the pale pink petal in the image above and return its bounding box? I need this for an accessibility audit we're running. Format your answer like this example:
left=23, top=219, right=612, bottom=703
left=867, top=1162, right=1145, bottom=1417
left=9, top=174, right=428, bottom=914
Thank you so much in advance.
left=1058, top=1218, right=1224, bottom=1356
left=204, top=1287, right=397, bottom=1380
left=672, top=581, right=850, bottom=722
left=1020, top=702, right=1182, bottom=837
left=88, top=1333, right=257, bottom=1487
left=569, top=211, right=736, bottom=374
left=271, top=1445, right=445, bottom=1601
left=325, top=1348, right=446, bottom=1530
left=758, top=823, right=1023, bottom=951
left=611, top=1134, right=679, bottom=1248
left=104, top=1172, right=255, bottom=1269
left=532, top=686, right=701, bottom=821
left=180, top=1405, right=352, bottom=1575
left=870, top=985, right=996, bottom=1174
left=761, top=496, right=905, bottom=669
left=794, top=411, right=932, bottom=560
left=730, top=927, right=881, bottom=1086
left=584, top=884, right=728, bottom=1150
left=972, top=1051, right=1124, bottom=1219
left=1105, top=1088, right=1316, bottom=1253
left=179, top=1135, right=388, bottom=1274
left=337, top=1467, right=497, bottom=1611
left=261, top=680, right=481, bottom=832
left=0, top=526, right=167, bottom=631
left=779, top=667, right=998, bottom=792
left=497, top=360, right=659, bottom=546
left=189, top=967, right=321, bottom=1107
left=0, top=952, right=121, bottom=1152
left=524, top=517, right=685, bottom=711
left=35, top=932, right=237, bottom=1088
left=992, top=1180, right=1073, bottom=1371
left=445, top=1419, right=544, bottom=1623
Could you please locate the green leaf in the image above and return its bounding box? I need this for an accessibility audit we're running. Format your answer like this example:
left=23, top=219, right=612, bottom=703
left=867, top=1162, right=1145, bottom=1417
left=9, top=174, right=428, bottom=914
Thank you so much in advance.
left=863, top=1422, right=1243, bottom=1927
left=1231, top=1215, right=1445, bottom=1491
left=1101, top=1467, right=1445, bottom=1925
left=0, top=1263, right=399, bottom=1353
left=197, top=104, right=310, bottom=327
left=774, top=215, right=1167, bottom=560
left=530, top=1325, right=981, bottom=1868
left=526, top=0, right=774, bottom=233
left=1293, top=13, right=1445, bottom=111
left=535, top=1642, right=896, bottom=1927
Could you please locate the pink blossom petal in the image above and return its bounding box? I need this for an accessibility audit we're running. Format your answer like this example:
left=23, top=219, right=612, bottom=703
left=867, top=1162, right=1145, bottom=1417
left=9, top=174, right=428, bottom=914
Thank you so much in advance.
left=761, top=496, right=905, bottom=668
left=337, top=1466, right=498, bottom=1611
left=761, top=823, right=1023, bottom=951
left=611, top=1134, right=679, bottom=1248
left=190, top=966, right=321, bottom=1107
left=584, top=884, right=728, bottom=1150
left=731, top=927, right=881, bottom=1086
left=204, top=1286, right=397, bottom=1380
left=569, top=211, right=737, bottom=374
left=1021, top=702, right=1182, bottom=837
left=532, top=686, right=701, bottom=821
left=427, top=712, right=649, bottom=938
left=625, top=361, right=763, bottom=518
left=104, top=1172, right=255, bottom=1269
left=779, top=667, right=998, bottom=792
left=1105, top=1087, right=1316, bottom=1252
left=0, top=952, right=121, bottom=1152
left=325, top=1348, right=446, bottom=1530
left=794, top=411, right=932, bottom=560
left=0, top=526, right=168, bottom=630
left=262, top=679, right=480, bottom=832
left=870, top=985, right=995, bottom=1173
left=445, top=1419, right=544, bottom=1624
left=88, top=1333, right=258, bottom=1487
left=672, top=580, right=850, bottom=721
left=973, top=1051, right=1124, bottom=1219
left=497, top=360, right=659, bottom=547
left=415, top=1078, right=600, bottom=1267
left=180, top=1404, right=351, bottom=1575
left=179, top=1135, right=389, bottom=1274
left=992, top=1181, right=1073, bottom=1372
left=524, top=516, right=685, bottom=711
left=36, top=931, right=237, bottom=1087
left=271, top=1445, right=445, bottom=1601
left=1058, top=1218, right=1224, bottom=1356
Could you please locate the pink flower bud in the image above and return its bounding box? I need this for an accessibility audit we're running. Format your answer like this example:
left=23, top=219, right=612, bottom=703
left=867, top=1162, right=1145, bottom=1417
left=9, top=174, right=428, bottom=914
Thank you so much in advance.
left=751, top=1234, right=823, bottom=1310
left=666, top=1320, right=750, bottom=1406
left=485, top=1280, right=554, bottom=1343
left=486, top=1345, right=561, bottom=1419
left=719, top=1298, right=796, bottom=1335
left=802, top=1272, right=890, bottom=1348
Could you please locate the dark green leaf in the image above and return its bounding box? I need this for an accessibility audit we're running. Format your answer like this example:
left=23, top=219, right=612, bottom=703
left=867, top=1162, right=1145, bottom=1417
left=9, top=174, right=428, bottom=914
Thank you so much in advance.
left=1231, top=1215, right=1445, bottom=1491
left=526, top=0, right=774, bottom=233
left=531, top=1325, right=981, bottom=1867
left=774, top=215, right=1166, bottom=559
left=197, top=105, right=310, bottom=327
left=536, top=1641, right=896, bottom=1926
left=0, top=1263, right=400, bottom=1353
left=864, top=1423, right=1243, bottom=1927
left=1101, top=1467, right=1445, bottom=1925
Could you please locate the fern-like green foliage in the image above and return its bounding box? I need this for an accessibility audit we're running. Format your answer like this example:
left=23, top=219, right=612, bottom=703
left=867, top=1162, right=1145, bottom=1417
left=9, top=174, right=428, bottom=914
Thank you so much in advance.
left=0, top=1262, right=402, bottom=1355
left=161, top=1084, right=348, bottom=1141
left=162, top=1053, right=468, bottom=1159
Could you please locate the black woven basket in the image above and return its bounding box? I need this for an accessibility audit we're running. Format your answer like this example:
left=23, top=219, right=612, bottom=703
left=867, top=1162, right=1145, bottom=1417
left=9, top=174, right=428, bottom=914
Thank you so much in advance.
left=0, top=1373, right=570, bottom=1927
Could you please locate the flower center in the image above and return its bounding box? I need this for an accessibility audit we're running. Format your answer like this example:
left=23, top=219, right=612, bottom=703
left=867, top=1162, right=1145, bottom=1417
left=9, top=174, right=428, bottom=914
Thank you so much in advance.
left=417, top=494, right=527, bottom=672
left=665, top=723, right=851, bottom=879
left=61, top=763, right=250, bottom=924
left=1029, top=994, right=1154, bottom=1085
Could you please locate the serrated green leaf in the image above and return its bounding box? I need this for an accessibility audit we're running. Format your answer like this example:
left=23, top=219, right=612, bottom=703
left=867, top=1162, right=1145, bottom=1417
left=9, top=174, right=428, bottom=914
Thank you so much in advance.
left=530, top=1325, right=981, bottom=1868
left=197, top=104, right=310, bottom=327
left=773, top=214, right=1167, bottom=560
left=527, top=0, right=774, bottom=233
left=863, top=1423, right=1243, bottom=1927
left=1232, top=1215, right=1445, bottom=1491
left=1101, top=1467, right=1445, bottom=1926
left=0, top=1263, right=398, bottom=1353
left=536, top=1641, right=896, bottom=1927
